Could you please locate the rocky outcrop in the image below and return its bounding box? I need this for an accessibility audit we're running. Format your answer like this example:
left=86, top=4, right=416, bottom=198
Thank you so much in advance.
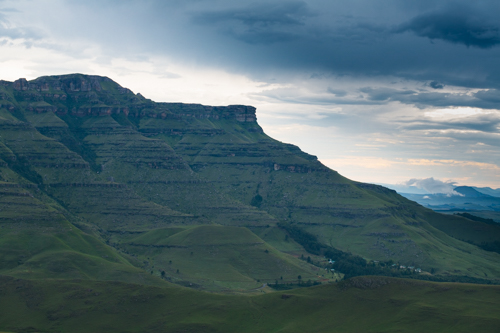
left=158, top=103, right=258, bottom=122
left=6, top=75, right=259, bottom=124
left=70, top=106, right=130, bottom=117
left=13, top=78, right=30, bottom=91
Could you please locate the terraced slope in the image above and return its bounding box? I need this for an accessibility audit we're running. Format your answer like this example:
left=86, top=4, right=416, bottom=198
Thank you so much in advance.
left=0, top=74, right=499, bottom=289
left=0, top=165, right=162, bottom=285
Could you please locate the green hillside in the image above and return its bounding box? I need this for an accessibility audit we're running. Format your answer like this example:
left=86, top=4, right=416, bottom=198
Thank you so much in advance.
left=114, top=225, right=322, bottom=291
left=0, top=73, right=499, bottom=292
left=1, top=275, right=499, bottom=333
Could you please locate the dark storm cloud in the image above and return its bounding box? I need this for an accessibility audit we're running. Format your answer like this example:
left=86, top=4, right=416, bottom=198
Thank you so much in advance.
left=474, top=89, right=500, bottom=103
left=429, top=81, right=444, bottom=89
left=16, top=1, right=499, bottom=86
left=396, top=8, right=500, bottom=48
left=176, top=1, right=500, bottom=95
left=191, top=1, right=313, bottom=44
left=194, top=1, right=311, bottom=27
left=7, top=0, right=500, bottom=110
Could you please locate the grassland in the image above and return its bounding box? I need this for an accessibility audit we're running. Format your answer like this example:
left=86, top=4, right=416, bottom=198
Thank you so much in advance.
left=0, top=275, right=499, bottom=332
left=112, top=225, right=324, bottom=292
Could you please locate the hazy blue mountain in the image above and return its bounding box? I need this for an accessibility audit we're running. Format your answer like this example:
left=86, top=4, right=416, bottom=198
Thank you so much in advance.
left=400, top=186, right=500, bottom=212
left=474, top=187, right=500, bottom=198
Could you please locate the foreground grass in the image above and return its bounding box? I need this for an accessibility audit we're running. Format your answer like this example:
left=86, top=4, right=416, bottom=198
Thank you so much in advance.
left=1, top=275, right=499, bottom=333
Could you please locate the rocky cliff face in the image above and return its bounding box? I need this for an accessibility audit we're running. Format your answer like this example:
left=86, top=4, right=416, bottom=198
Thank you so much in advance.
left=4, top=74, right=259, bottom=124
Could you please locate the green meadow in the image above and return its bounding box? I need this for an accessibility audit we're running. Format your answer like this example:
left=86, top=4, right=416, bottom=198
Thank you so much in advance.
left=1, top=275, right=499, bottom=333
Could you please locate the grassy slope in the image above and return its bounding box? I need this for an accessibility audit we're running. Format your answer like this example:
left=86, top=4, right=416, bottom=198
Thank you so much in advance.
left=0, top=275, right=499, bottom=333
left=0, top=177, right=164, bottom=286
left=423, top=210, right=500, bottom=244
left=0, top=106, right=170, bottom=286
left=114, top=225, right=323, bottom=292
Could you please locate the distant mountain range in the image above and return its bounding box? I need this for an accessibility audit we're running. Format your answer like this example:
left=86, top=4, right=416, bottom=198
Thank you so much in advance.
left=474, top=187, right=500, bottom=197
left=391, top=186, right=500, bottom=222
left=380, top=183, right=500, bottom=198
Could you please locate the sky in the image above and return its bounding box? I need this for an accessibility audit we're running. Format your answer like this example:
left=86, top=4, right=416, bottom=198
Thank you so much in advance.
left=0, top=0, right=499, bottom=190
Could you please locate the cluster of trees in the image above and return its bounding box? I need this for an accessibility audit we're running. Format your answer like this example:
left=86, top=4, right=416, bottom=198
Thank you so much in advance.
left=278, top=223, right=324, bottom=255
left=454, top=213, right=497, bottom=225
left=7, top=155, right=44, bottom=186
left=269, top=278, right=322, bottom=290
left=278, top=223, right=415, bottom=279
left=280, top=223, right=500, bottom=285
left=250, top=194, right=263, bottom=208
left=478, top=241, right=500, bottom=255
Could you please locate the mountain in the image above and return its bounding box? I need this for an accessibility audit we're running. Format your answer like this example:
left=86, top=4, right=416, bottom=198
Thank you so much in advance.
left=0, top=73, right=499, bottom=292
left=400, top=186, right=500, bottom=213
left=474, top=186, right=500, bottom=198
left=454, top=186, right=493, bottom=198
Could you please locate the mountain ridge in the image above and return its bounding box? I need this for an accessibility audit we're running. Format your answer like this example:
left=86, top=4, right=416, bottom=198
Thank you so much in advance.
left=0, top=73, right=499, bottom=291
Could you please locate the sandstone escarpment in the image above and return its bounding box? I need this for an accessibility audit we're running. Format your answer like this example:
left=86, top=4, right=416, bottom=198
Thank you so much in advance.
left=3, top=75, right=259, bottom=126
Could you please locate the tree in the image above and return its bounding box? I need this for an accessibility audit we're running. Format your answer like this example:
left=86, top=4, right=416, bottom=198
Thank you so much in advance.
left=250, top=194, right=263, bottom=207
left=161, top=271, right=165, bottom=278
left=298, top=275, right=302, bottom=284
